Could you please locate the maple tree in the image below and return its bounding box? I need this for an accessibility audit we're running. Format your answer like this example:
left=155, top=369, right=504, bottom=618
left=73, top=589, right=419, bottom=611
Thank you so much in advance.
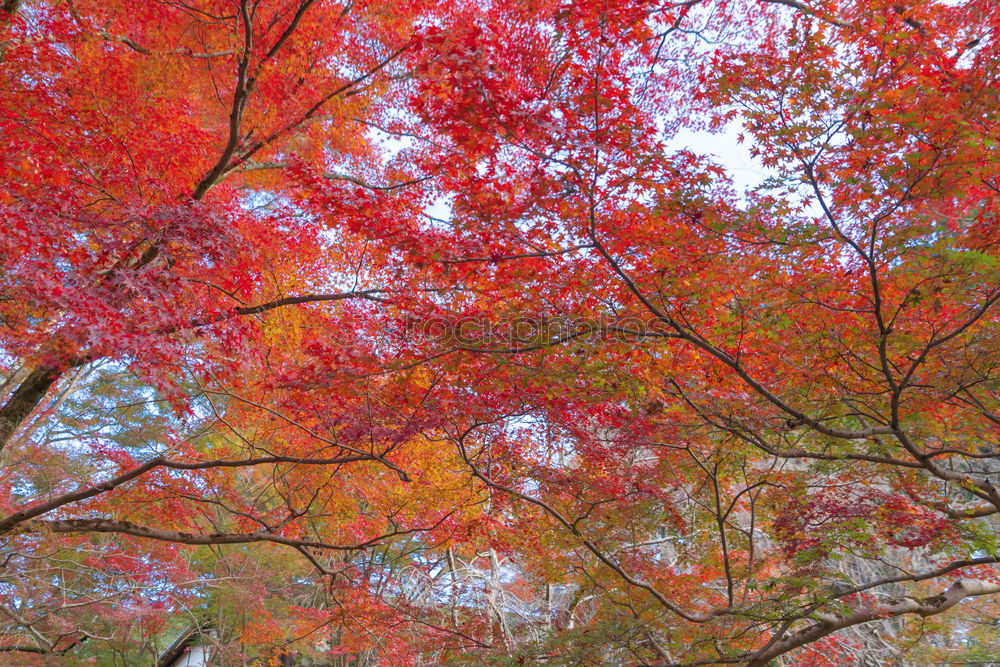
left=1, top=0, right=998, bottom=664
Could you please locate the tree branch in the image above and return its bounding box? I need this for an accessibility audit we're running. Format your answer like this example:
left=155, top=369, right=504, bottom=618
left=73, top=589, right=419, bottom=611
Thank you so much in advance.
left=743, top=579, right=1000, bottom=666
left=34, top=518, right=414, bottom=551
left=0, top=453, right=378, bottom=534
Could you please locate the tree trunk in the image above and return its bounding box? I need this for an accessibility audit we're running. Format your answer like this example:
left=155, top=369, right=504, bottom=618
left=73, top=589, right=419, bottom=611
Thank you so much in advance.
left=0, top=365, right=65, bottom=451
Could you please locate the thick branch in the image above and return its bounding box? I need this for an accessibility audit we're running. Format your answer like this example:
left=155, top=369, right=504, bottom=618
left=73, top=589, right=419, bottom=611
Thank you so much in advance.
left=232, top=290, right=387, bottom=317
left=0, top=453, right=377, bottom=534
left=236, top=162, right=433, bottom=192
left=744, top=579, right=1000, bottom=667
left=760, top=0, right=852, bottom=28
left=36, top=518, right=389, bottom=550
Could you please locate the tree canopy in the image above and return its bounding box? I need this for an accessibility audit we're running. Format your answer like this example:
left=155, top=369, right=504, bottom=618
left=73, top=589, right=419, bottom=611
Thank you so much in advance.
left=1, top=0, right=998, bottom=664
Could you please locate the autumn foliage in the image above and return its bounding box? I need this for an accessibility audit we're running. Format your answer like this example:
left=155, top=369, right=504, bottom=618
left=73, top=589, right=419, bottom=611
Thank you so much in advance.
left=1, top=0, right=998, bottom=664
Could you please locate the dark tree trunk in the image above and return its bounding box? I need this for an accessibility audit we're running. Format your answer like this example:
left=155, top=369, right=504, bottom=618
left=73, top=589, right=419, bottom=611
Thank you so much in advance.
left=0, top=365, right=64, bottom=451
